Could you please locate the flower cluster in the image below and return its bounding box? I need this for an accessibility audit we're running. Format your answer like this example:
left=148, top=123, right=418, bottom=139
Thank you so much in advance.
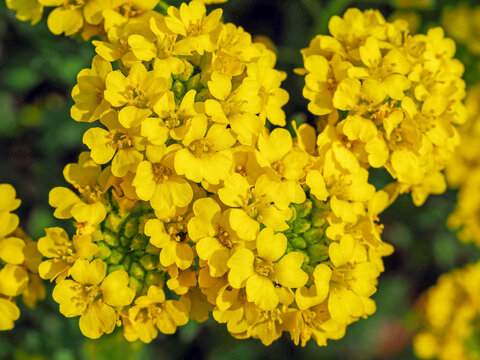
left=5, top=0, right=230, bottom=39
left=36, top=1, right=396, bottom=346
left=0, top=184, right=45, bottom=331
left=446, top=84, right=480, bottom=248
left=442, top=5, right=480, bottom=56
left=413, top=261, right=480, bottom=360
left=6, top=0, right=161, bottom=39
left=297, top=8, right=466, bottom=205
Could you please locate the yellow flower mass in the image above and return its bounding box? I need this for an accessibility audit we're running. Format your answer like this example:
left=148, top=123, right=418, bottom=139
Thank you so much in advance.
left=0, top=184, right=45, bottom=331
left=2, top=0, right=469, bottom=352
left=297, top=8, right=466, bottom=206
left=446, top=84, right=480, bottom=248
left=32, top=2, right=399, bottom=346
left=414, top=261, right=480, bottom=360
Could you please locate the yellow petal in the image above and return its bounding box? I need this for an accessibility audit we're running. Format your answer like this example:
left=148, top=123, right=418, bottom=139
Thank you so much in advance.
left=229, top=209, right=259, bottom=241
left=0, top=264, right=28, bottom=296
left=246, top=274, right=278, bottom=310
left=101, top=270, right=135, bottom=307
left=306, top=170, right=328, bottom=201
left=0, top=298, right=20, bottom=330
left=208, top=71, right=232, bottom=101
left=79, top=302, right=116, bottom=339
left=70, top=259, right=106, bottom=286
left=52, top=279, right=86, bottom=317
left=274, top=252, right=308, bottom=288
left=256, top=228, right=286, bottom=262
left=0, top=237, right=25, bottom=265
left=226, top=247, right=255, bottom=288
left=329, top=235, right=355, bottom=267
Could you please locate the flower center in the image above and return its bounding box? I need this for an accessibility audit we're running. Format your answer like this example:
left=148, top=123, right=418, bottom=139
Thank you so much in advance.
left=66, top=0, right=85, bottom=9
left=109, top=131, right=134, bottom=149
left=116, top=3, right=142, bottom=18
left=217, top=227, right=233, bottom=248
left=254, top=257, right=276, bottom=280
left=129, top=85, right=150, bottom=108
left=153, top=164, right=172, bottom=184
left=189, top=140, right=213, bottom=156
left=187, top=23, right=204, bottom=37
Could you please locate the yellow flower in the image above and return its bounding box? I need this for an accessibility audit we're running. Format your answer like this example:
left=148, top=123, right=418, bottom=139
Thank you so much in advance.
left=164, top=0, right=223, bottom=55
left=188, top=198, right=243, bottom=277
left=299, top=8, right=466, bottom=205
left=83, top=111, right=145, bottom=177
left=0, top=297, right=20, bottom=331
left=71, top=56, right=112, bottom=123
left=144, top=217, right=194, bottom=271
left=0, top=184, right=21, bottom=213
left=5, top=0, right=43, bottom=25
left=205, top=74, right=264, bottom=145
left=85, top=0, right=158, bottom=33
left=174, top=117, right=236, bottom=185
left=256, top=128, right=308, bottom=209
left=132, top=144, right=193, bottom=216
left=152, top=89, right=201, bottom=142
left=52, top=259, right=135, bottom=339
left=218, top=173, right=292, bottom=239
left=38, top=0, right=85, bottom=36
left=37, top=227, right=97, bottom=282
left=442, top=5, right=480, bottom=56
left=226, top=228, right=308, bottom=310
left=103, top=62, right=169, bottom=128
left=123, top=285, right=188, bottom=342
left=244, top=58, right=289, bottom=126
left=413, top=261, right=480, bottom=360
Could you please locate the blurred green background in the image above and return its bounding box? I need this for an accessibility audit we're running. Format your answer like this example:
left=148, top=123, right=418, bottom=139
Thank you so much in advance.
left=1, top=0, right=480, bottom=359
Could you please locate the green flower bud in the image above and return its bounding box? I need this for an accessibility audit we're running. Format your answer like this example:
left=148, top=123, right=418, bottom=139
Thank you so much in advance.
left=304, top=228, right=325, bottom=245
left=108, top=264, right=126, bottom=274
left=96, top=241, right=112, bottom=260
left=186, top=73, right=202, bottom=93
left=122, top=255, right=132, bottom=271
left=139, top=254, right=157, bottom=271
left=146, top=243, right=160, bottom=255
left=295, top=200, right=312, bottom=218
left=109, top=248, right=125, bottom=265
left=144, top=271, right=164, bottom=289
left=172, top=80, right=186, bottom=100
left=129, top=276, right=143, bottom=294
left=307, top=244, right=329, bottom=264
left=130, top=234, right=147, bottom=250
left=289, top=234, right=307, bottom=250
left=104, top=212, right=126, bottom=233
left=311, top=208, right=328, bottom=228
left=130, top=262, right=145, bottom=279
left=173, top=60, right=194, bottom=82
left=195, top=89, right=210, bottom=102
left=103, top=231, right=120, bottom=247
left=124, top=218, right=139, bottom=238
left=293, top=218, right=311, bottom=234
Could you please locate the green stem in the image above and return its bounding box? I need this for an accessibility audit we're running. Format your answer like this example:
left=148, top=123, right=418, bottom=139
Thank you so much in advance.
left=157, top=0, right=170, bottom=14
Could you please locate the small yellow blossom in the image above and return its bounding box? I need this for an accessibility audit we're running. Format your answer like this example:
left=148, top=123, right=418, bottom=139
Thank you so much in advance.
left=53, top=259, right=135, bottom=339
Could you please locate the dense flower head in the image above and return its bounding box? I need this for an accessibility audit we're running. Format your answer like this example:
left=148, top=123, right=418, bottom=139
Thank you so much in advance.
left=5, top=0, right=405, bottom=348
left=0, top=184, right=45, bottom=331
left=45, top=117, right=394, bottom=346
left=297, top=8, right=467, bottom=206
left=446, top=84, right=480, bottom=247
left=414, top=261, right=480, bottom=360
